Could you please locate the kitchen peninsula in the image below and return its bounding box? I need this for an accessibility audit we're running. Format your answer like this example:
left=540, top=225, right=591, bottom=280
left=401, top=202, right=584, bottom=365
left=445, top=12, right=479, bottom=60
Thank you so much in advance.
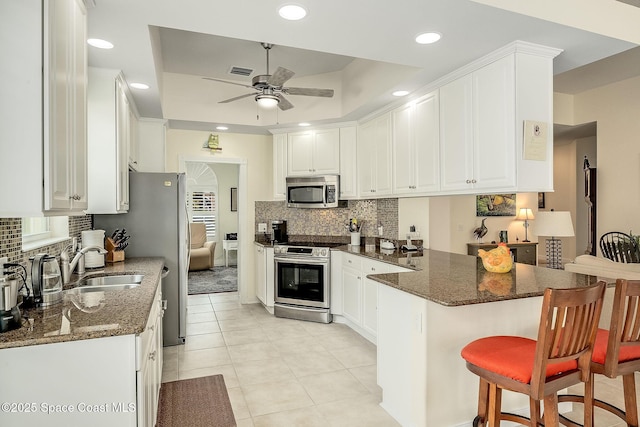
left=359, top=249, right=598, bottom=426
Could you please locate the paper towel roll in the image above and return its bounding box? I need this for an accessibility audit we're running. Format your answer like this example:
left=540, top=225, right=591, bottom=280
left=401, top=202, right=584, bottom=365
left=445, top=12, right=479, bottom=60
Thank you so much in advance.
left=82, top=229, right=105, bottom=268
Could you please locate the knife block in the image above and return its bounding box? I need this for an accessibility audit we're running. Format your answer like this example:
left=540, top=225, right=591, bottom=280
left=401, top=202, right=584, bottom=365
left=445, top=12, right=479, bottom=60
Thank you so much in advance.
left=105, top=237, right=125, bottom=263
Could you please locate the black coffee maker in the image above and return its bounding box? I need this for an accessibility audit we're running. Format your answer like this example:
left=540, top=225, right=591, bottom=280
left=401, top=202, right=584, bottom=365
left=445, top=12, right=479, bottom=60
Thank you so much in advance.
left=271, top=220, right=288, bottom=243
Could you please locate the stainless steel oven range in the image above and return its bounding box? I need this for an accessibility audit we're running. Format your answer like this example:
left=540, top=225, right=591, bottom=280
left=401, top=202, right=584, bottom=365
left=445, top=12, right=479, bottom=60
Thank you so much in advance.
left=273, top=242, right=339, bottom=323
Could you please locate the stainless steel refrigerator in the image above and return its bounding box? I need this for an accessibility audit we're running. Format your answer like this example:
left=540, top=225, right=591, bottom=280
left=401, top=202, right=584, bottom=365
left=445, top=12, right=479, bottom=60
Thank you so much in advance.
left=94, top=172, right=189, bottom=346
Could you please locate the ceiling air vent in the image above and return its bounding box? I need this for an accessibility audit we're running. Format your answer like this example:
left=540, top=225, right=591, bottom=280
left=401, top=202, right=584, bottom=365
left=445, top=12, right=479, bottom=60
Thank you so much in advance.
left=229, top=66, right=253, bottom=77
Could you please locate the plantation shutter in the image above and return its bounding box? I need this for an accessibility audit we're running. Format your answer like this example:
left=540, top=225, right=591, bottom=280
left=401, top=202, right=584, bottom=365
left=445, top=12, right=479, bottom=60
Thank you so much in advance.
left=189, top=191, right=216, bottom=239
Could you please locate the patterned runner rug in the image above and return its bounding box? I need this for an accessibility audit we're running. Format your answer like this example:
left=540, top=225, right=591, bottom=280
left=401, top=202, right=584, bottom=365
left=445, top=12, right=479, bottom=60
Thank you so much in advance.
left=188, top=266, right=237, bottom=295
left=156, top=374, right=236, bottom=427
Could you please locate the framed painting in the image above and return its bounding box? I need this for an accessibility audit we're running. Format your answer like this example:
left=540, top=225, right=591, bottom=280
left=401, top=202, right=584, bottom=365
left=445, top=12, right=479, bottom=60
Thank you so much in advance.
left=476, top=194, right=516, bottom=216
left=538, top=192, right=545, bottom=209
left=230, top=187, right=237, bottom=212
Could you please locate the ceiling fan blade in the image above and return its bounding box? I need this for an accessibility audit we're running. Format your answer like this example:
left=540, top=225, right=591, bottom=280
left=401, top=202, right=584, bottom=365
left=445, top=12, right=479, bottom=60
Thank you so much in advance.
left=278, top=95, right=294, bottom=111
left=285, top=87, right=334, bottom=97
left=219, top=92, right=256, bottom=104
left=203, top=77, right=254, bottom=89
left=268, top=67, right=295, bottom=87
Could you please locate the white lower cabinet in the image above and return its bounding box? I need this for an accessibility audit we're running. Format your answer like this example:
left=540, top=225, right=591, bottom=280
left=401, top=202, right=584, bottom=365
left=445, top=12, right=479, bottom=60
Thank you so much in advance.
left=254, top=243, right=274, bottom=308
left=339, top=253, right=410, bottom=343
left=0, top=285, right=163, bottom=427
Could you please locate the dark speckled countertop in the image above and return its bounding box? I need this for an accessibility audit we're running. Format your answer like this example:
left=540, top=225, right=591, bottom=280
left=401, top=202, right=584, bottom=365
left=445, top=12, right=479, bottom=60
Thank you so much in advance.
left=262, top=239, right=600, bottom=306
left=0, top=257, right=164, bottom=350
left=345, top=247, right=600, bottom=306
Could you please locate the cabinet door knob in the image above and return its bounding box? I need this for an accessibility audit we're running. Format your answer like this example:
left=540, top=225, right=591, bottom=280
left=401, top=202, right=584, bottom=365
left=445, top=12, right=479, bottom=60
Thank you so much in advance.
left=471, top=179, right=477, bottom=184
left=466, top=180, right=471, bottom=184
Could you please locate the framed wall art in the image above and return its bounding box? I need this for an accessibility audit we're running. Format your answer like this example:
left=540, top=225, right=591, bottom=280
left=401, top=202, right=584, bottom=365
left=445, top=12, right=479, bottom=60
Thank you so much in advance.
left=538, top=192, right=545, bottom=209
left=476, top=194, right=516, bottom=216
left=230, top=187, right=237, bottom=212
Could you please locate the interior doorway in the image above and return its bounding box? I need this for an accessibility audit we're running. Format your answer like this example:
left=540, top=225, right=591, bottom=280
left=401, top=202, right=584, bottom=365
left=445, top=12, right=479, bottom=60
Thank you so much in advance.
left=179, top=156, right=247, bottom=299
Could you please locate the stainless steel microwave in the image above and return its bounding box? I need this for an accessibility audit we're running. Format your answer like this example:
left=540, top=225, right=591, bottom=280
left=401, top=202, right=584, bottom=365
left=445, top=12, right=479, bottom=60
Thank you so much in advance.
left=286, top=175, right=340, bottom=208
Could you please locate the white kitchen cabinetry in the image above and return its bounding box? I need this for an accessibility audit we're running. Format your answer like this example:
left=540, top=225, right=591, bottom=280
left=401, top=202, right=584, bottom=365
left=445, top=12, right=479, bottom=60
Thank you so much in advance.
left=339, top=252, right=410, bottom=343
left=87, top=68, right=132, bottom=213
left=339, top=126, right=358, bottom=199
left=392, top=91, right=440, bottom=195
left=440, top=56, right=515, bottom=193
left=137, top=283, right=163, bottom=427
left=287, top=128, right=340, bottom=176
left=128, top=108, right=140, bottom=170
left=439, top=45, right=559, bottom=194
left=357, top=114, right=393, bottom=197
left=0, top=0, right=87, bottom=216
left=254, top=243, right=274, bottom=308
left=0, top=284, right=163, bottom=427
left=273, top=133, right=287, bottom=200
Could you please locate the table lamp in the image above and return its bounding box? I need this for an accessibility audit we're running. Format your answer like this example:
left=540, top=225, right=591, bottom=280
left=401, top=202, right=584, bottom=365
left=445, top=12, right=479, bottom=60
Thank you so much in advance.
left=515, top=208, right=534, bottom=242
left=535, top=211, right=575, bottom=269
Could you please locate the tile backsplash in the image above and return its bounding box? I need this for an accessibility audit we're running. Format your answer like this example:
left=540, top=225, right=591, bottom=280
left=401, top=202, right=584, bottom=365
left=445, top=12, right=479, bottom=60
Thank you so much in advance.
left=0, top=216, right=93, bottom=270
left=255, top=199, right=399, bottom=242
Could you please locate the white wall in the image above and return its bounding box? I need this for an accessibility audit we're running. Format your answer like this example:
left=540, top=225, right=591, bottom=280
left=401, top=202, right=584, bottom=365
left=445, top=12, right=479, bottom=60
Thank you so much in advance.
left=166, top=129, right=272, bottom=303
left=398, top=197, right=429, bottom=245
left=208, top=163, right=239, bottom=265
left=573, top=76, right=640, bottom=244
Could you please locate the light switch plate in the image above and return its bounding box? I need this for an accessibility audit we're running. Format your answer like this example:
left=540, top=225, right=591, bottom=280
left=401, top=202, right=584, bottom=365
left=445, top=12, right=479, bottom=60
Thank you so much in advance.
left=258, top=223, right=267, bottom=232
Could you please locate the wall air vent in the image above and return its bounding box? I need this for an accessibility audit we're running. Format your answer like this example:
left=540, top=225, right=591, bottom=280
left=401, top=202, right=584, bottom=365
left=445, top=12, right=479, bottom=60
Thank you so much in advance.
left=229, top=66, right=253, bottom=77
left=617, top=0, right=640, bottom=7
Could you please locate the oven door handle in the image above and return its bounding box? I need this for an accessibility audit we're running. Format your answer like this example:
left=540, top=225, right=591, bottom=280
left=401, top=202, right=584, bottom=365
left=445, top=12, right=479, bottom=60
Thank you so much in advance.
left=274, top=257, right=329, bottom=265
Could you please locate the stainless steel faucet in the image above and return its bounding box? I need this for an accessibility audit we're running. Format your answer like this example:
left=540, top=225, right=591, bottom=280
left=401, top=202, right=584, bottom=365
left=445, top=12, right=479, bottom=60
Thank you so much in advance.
left=60, top=245, right=107, bottom=284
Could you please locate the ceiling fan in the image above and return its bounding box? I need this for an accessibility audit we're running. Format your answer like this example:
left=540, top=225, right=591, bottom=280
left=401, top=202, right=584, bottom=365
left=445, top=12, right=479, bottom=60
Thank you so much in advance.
left=203, top=42, right=334, bottom=111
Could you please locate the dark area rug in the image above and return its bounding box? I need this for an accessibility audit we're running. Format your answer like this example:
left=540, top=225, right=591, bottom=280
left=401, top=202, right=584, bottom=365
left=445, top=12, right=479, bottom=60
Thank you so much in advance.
left=156, top=374, right=236, bottom=427
left=188, top=266, right=237, bottom=295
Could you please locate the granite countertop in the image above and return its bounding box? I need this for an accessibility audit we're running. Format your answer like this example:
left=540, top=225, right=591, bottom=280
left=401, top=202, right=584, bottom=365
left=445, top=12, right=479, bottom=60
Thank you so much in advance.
left=0, top=257, right=164, bottom=350
left=358, top=249, right=600, bottom=306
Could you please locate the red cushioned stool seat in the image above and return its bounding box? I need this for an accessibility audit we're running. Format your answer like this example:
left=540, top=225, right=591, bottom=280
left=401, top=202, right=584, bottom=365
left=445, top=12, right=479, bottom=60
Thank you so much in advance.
left=461, top=283, right=606, bottom=427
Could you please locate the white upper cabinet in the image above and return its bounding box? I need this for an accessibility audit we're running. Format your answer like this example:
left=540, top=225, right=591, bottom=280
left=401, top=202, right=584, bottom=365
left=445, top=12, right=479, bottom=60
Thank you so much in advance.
left=392, top=91, right=440, bottom=195
left=357, top=113, right=392, bottom=197
left=339, top=126, right=358, bottom=199
left=440, top=55, right=516, bottom=193
left=86, top=68, right=131, bottom=214
left=273, top=133, right=288, bottom=200
left=287, top=128, right=340, bottom=176
left=0, top=0, right=88, bottom=216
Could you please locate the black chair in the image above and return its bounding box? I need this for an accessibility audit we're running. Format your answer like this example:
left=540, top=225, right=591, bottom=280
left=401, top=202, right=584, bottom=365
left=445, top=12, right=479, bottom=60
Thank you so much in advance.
left=599, top=232, right=640, bottom=263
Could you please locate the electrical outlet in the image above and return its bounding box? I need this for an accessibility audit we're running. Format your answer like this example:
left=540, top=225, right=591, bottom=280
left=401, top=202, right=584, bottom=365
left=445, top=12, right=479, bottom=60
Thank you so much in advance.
left=0, top=257, right=8, bottom=271
left=257, top=223, right=267, bottom=232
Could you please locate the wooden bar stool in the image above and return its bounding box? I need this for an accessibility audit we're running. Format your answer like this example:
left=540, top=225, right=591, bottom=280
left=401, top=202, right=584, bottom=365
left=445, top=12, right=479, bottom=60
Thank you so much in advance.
left=461, top=282, right=606, bottom=427
left=559, top=278, right=640, bottom=427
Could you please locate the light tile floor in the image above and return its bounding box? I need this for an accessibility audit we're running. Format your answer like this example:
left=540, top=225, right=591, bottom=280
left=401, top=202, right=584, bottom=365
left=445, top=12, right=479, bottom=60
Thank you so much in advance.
left=162, top=292, right=401, bottom=426
left=163, top=292, right=638, bottom=427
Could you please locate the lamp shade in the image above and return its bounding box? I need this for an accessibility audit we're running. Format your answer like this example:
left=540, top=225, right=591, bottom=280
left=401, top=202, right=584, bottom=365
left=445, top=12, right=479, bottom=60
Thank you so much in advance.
left=535, top=211, right=575, bottom=237
left=515, top=208, right=534, bottom=221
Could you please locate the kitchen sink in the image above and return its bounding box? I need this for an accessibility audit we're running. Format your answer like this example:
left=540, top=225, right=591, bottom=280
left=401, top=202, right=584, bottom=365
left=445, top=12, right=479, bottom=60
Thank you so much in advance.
left=68, top=274, right=144, bottom=293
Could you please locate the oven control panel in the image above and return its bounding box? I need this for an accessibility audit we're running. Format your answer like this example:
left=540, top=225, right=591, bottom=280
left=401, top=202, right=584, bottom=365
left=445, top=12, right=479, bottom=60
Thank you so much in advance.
left=274, top=245, right=330, bottom=258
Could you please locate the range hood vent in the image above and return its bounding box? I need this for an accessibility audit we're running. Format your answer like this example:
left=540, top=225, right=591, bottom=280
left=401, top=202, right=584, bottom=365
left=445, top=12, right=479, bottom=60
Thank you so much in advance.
left=228, top=66, right=253, bottom=77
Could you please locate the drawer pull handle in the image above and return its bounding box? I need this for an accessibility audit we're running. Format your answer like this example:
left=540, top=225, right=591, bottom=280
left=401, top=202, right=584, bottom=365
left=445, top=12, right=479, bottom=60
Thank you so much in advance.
left=149, top=351, right=156, bottom=361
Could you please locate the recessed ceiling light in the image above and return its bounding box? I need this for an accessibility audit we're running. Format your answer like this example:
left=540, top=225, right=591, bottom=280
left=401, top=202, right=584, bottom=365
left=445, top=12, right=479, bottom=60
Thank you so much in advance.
left=216, top=126, right=229, bottom=131
left=278, top=4, right=307, bottom=20
left=392, top=90, right=409, bottom=97
left=130, top=83, right=149, bottom=90
left=298, top=122, right=311, bottom=127
left=87, top=38, right=114, bottom=49
left=415, top=32, right=442, bottom=44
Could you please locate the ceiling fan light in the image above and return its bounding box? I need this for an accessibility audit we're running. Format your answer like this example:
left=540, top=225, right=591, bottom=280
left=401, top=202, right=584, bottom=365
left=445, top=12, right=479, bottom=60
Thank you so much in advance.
left=278, top=4, right=307, bottom=20
left=256, top=94, right=279, bottom=108
left=415, top=32, right=442, bottom=44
